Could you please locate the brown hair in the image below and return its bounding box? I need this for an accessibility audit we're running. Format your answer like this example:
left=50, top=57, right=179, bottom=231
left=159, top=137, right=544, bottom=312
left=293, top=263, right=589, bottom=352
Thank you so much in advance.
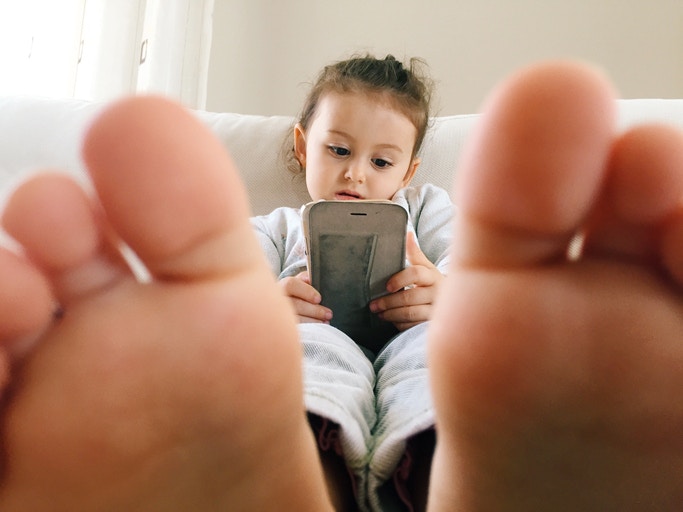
left=285, top=54, right=433, bottom=175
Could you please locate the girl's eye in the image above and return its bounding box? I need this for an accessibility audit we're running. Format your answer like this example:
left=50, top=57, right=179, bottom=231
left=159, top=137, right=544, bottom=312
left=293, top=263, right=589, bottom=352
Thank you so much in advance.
left=329, top=146, right=350, bottom=157
left=372, top=158, right=392, bottom=169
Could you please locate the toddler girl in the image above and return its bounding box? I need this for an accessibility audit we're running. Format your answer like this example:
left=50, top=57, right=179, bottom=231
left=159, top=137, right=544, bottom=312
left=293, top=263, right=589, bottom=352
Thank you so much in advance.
left=251, top=54, right=451, bottom=512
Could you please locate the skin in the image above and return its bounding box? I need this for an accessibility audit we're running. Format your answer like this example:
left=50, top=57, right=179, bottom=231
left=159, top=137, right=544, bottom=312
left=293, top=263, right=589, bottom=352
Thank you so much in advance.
left=0, top=97, right=333, bottom=511
left=428, top=61, right=683, bottom=511
left=0, top=61, right=682, bottom=511
left=282, top=90, right=445, bottom=330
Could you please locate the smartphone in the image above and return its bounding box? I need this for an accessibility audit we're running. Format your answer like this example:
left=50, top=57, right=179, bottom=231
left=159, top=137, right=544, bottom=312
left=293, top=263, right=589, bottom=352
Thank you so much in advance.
left=302, top=200, right=407, bottom=353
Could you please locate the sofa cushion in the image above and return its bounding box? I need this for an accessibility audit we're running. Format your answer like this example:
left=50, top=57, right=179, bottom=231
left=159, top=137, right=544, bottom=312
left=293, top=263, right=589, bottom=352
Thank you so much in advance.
left=2, top=95, right=683, bottom=216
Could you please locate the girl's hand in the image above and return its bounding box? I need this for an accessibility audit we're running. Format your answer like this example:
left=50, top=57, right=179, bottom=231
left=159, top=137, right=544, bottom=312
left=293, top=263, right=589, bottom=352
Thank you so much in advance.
left=279, top=271, right=333, bottom=324
left=369, top=232, right=444, bottom=331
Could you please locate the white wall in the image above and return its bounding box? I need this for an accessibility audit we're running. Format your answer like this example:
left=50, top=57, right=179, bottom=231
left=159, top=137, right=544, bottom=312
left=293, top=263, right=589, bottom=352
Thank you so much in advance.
left=206, top=0, right=683, bottom=116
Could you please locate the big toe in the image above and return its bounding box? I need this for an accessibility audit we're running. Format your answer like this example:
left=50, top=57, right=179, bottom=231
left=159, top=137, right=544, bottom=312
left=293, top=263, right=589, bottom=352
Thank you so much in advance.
left=453, top=61, right=617, bottom=268
left=83, top=95, right=264, bottom=281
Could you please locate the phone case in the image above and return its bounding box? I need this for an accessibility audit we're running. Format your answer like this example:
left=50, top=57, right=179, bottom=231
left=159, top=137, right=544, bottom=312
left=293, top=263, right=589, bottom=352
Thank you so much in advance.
left=302, top=200, right=407, bottom=354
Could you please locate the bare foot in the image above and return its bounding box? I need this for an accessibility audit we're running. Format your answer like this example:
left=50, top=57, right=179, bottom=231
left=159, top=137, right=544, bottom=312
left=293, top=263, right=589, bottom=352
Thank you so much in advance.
left=0, top=97, right=333, bottom=511
left=428, top=61, right=683, bottom=511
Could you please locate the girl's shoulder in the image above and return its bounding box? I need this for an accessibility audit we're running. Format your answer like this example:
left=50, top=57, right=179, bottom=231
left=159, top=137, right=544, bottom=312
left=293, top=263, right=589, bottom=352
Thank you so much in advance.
left=250, top=206, right=303, bottom=239
left=251, top=205, right=302, bottom=225
left=393, top=183, right=452, bottom=210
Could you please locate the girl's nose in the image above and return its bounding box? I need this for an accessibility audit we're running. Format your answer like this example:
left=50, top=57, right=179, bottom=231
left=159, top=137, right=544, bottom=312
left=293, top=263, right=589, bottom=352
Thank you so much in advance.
left=344, top=162, right=366, bottom=183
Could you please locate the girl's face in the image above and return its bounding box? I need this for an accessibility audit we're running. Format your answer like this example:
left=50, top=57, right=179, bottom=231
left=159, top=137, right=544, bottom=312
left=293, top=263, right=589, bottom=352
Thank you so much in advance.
left=294, top=91, right=420, bottom=202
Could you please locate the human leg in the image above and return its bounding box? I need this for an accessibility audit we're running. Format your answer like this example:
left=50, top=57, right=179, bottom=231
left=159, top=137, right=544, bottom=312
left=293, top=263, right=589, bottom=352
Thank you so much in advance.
left=300, top=323, right=377, bottom=511
left=428, top=61, right=683, bottom=510
left=302, top=323, right=436, bottom=512
left=0, top=97, right=333, bottom=511
left=369, top=323, right=435, bottom=512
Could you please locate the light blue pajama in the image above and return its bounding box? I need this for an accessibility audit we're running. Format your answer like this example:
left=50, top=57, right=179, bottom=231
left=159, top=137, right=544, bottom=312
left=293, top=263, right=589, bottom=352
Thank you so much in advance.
left=251, top=184, right=452, bottom=512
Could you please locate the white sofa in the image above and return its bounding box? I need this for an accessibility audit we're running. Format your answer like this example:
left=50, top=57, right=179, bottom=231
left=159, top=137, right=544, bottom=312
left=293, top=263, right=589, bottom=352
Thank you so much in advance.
left=2, top=95, right=683, bottom=217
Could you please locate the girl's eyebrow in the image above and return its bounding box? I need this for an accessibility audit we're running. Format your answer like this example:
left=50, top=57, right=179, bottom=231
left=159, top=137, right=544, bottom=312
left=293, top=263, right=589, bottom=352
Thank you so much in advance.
left=376, top=143, right=404, bottom=154
left=327, top=129, right=354, bottom=140
left=327, top=129, right=404, bottom=153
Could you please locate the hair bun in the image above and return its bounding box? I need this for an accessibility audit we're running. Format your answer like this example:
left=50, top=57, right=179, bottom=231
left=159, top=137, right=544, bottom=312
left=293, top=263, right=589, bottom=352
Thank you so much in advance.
left=384, top=54, right=402, bottom=69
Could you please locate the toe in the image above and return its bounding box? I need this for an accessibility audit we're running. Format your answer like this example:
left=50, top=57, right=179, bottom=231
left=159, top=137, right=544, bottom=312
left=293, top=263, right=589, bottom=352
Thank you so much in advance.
left=0, top=247, right=53, bottom=347
left=2, top=173, right=129, bottom=306
left=82, top=96, right=264, bottom=281
left=608, top=124, right=683, bottom=224
left=453, top=61, right=617, bottom=268
left=584, top=124, right=683, bottom=263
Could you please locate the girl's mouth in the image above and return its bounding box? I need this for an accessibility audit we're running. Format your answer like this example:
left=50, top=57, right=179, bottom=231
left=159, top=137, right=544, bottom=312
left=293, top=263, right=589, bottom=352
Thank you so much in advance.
left=335, top=190, right=363, bottom=200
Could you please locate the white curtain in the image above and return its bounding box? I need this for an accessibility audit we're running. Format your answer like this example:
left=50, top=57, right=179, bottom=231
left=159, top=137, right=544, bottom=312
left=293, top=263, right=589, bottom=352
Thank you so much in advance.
left=0, top=0, right=85, bottom=99
left=0, top=0, right=214, bottom=109
left=135, top=0, right=214, bottom=109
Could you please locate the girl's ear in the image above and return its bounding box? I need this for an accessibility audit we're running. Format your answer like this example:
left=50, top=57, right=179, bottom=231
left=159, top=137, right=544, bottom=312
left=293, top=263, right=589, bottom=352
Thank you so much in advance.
left=401, top=157, right=420, bottom=187
left=293, top=123, right=307, bottom=169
